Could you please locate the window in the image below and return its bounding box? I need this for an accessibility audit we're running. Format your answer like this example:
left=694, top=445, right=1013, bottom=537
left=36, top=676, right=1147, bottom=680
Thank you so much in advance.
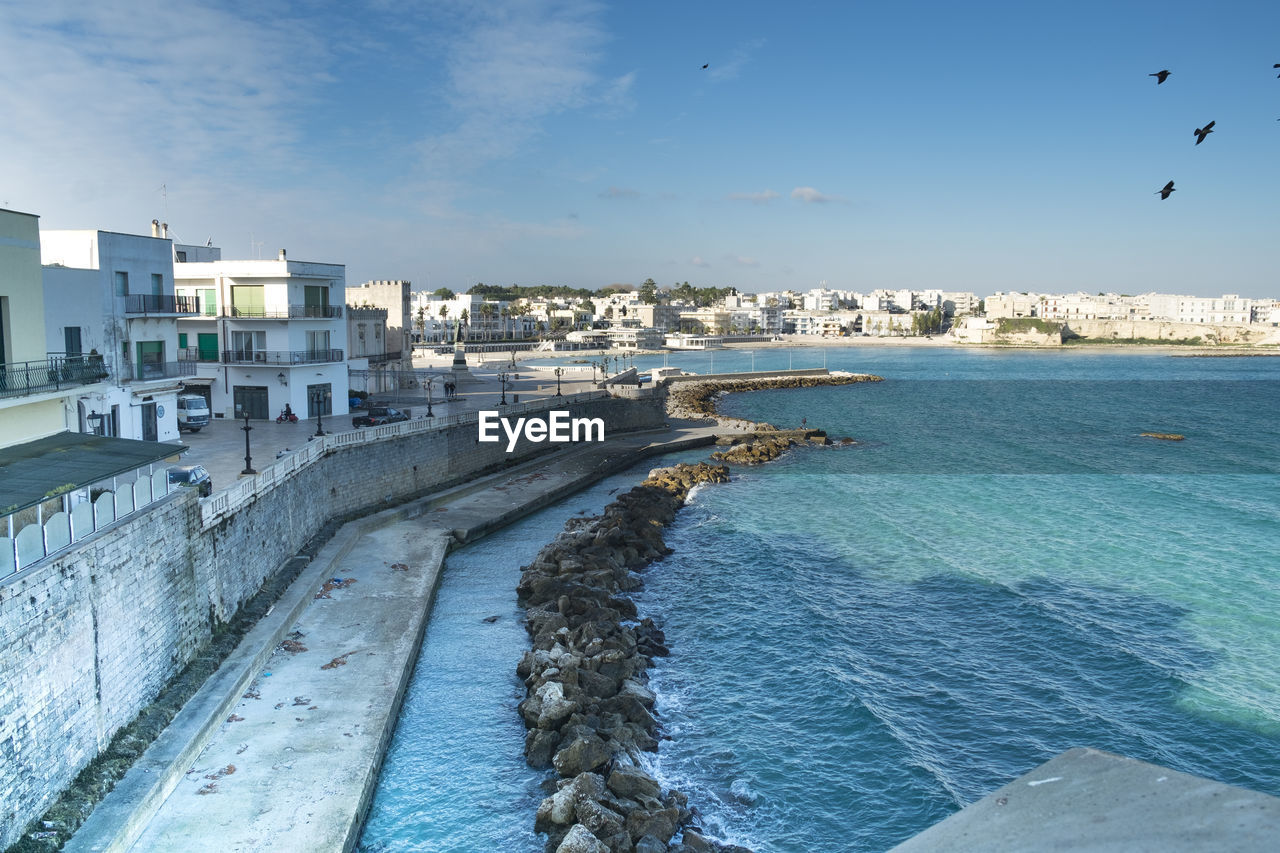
left=201, top=288, right=217, bottom=316
left=306, top=382, right=332, bottom=417
left=230, top=285, right=265, bottom=317
left=175, top=250, right=187, bottom=262
left=230, top=330, right=266, bottom=360
left=136, top=341, right=165, bottom=379
left=151, top=273, right=163, bottom=296
left=114, top=271, right=129, bottom=296
left=306, top=329, right=330, bottom=358
left=178, top=333, right=188, bottom=350
left=304, top=285, right=330, bottom=316
left=64, top=327, right=82, bottom=357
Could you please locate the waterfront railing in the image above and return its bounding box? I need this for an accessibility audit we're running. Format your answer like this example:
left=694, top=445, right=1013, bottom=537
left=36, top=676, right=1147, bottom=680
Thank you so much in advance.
left=197, top=390, right=611, bottom=529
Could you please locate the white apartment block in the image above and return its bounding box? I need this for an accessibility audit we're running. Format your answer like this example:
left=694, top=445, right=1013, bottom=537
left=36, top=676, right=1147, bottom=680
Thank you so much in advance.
left=174, top=247, right=347, bottom=421
left=1145, top=294, right=1252, bottom=325
left=40, top=224, right=191, bottom=442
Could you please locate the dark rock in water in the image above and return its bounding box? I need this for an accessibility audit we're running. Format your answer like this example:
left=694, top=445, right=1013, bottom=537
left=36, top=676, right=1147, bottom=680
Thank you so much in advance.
left=483, top=614, right=501, bottom=623
left=526, top=729, right=560, bottom=768
left=1140, top=431, right=1185, bottom=441
left=635, top=835, right=669, bottom=853
left=626, top=807, right=680, bottom=844
left=553, top=733, right=612, bottom=776
left=608, top=764, right=662, bottom=800
left=678, top=829, right=716, bottom=852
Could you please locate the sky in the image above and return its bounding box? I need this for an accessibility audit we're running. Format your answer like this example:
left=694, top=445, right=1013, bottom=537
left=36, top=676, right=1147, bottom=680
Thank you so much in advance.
left=2, top=0, right=1277, bottom=298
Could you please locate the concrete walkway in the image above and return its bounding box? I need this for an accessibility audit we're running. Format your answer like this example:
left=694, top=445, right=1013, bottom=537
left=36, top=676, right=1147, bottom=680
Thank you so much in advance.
left=67, top=420, right=728, bottom=853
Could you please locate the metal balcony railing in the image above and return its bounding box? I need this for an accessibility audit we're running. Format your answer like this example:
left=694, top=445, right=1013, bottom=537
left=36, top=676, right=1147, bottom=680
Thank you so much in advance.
left=365, top=351, right=403, bottom=365
left=0, top=355, right=109, bottom=399
left=225, top=305, right=343, bottom=319
left=219, top=349, right=345, bottom=365
left=120, top=360, right=199, bottom=382
left=124, top=294, right=199, bottom=315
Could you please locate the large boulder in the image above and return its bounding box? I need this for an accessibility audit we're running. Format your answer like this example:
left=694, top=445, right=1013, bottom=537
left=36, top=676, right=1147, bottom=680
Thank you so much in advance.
left=607, top=764, right=661, bottom=800
left=553, top=732, right=612, bottom=776
left=556, top=824, right=609, bottom=853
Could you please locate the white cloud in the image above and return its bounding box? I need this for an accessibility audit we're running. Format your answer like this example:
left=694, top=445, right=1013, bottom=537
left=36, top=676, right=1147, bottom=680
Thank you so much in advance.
left=728, top=190, right=780, bottom=204
left=692, top=256, right=710, bottom=267
left=730, top=255, right=760, bottom=268
left=707, top=38, right=766, bottom=82
left=791, top=186, right=845, bottom=204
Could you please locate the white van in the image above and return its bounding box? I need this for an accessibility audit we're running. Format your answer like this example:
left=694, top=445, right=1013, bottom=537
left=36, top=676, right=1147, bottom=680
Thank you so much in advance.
left=176, top=394, right=211, bottom=432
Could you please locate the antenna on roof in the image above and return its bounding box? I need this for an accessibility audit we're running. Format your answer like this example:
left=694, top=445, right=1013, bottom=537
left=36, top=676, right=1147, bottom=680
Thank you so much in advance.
left=158, top=183, right=167, bottom=220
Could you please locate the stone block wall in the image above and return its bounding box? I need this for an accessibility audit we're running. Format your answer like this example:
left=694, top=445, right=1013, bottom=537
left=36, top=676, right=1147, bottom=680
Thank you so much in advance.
left=0, top=394, right=664, bottom=847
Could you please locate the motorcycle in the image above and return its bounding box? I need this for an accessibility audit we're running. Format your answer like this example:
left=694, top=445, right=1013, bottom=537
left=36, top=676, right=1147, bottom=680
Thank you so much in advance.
left=276, top=405, right=299, bottom=424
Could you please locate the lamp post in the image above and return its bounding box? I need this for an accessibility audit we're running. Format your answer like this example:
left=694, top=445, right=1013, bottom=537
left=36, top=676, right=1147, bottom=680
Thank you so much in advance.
left=312, top=388, right=328, bottom=437
left=241, top=414, right=257, bottom=475
left=498, top=371, right=510, bottom=405
left=424, top=374, right=435, bottom=417
left=87, top=410, right=104, bottom=436
left=553, top=367, right=563, bottom=396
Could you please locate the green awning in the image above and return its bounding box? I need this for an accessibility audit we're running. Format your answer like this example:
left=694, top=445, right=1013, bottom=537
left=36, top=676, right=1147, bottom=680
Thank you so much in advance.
left=0, top=432, right=186, bottom=516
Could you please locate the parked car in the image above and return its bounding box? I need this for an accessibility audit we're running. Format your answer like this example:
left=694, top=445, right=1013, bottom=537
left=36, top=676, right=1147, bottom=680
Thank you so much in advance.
left=168, top=464, right=212, bottom=497
left=352, top=406, right=409, bottom=427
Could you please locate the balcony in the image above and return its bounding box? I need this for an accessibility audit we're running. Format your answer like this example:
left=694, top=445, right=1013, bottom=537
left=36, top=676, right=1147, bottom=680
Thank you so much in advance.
left=225, top=305, right=344, bottom=319
left=365, top=351, right=403, bottom=365
left=0, top=354, right=109, bottom=400
left=220, top=349, right=345, bottom=365
left=120, top=360, right=199, bottom=383
left=124, top=294, right=199, bottom=315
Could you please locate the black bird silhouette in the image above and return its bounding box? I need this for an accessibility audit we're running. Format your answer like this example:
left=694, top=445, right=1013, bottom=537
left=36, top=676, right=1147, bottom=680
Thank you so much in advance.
left=1149, top=69, right=1171, bottom=84
left=1193, top=121, right=1215, bottom=145
left=1274, top=63, right=1280, bottom=77
left=1156, top=180, right=1176, bottom=200
left=702, top=63, right=709, bottom=69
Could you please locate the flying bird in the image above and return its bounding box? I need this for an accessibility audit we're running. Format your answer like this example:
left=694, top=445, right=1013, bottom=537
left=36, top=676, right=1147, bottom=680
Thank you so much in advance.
left=702, top=63, right=709, bottom=69
left=1155, top=180, right=1176, bottom=200
left=1274, top=63, right=1280, bottom=77
left=1193, top=121, right=1215, bottom=145
left=1149, top=69, right=1171, bottom=84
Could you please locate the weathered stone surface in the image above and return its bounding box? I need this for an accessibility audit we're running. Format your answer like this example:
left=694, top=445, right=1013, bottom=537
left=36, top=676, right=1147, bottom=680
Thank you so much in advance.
left=553, top=733, right=612, bottom=776
left=556, top=823, right=609, bottom=853
left=608, top=765, right=662, bottom=800
left=626, top=807, right=680, bottom=843
left=634, top=835, right=668, bottom=853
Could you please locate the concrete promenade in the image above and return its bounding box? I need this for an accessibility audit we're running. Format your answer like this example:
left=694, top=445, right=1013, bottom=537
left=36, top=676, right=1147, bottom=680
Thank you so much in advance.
left=67, top=420, right=729, bottom=853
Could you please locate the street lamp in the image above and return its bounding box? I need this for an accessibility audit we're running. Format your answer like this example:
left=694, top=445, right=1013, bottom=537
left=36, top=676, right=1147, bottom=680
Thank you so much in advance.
left=241, top=414, right=257, bottom=475
left=424, top=374, right=435, bottom=417
left=312, top=388, right=328, bottom=437
left=553, top=367, right=563, bottom=396
left=87, top=410, right=105, bottom=436
left=498, top=371, right=510, bottom=405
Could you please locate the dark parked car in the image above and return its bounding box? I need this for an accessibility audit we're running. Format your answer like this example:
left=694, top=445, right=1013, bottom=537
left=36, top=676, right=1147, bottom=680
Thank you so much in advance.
left=168, top=464, right=212, bottom=497
left=352, top=406, right=409, bottom=427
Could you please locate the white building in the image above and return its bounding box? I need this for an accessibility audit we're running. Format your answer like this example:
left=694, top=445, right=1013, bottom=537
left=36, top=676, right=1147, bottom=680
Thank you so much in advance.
left=346, top=280, right=411, bottom=367
left=40, top=223, right=191, bottom=441
left=174, top=247, right=348, bottom=421
left=1146, top=294, right=1252, bottom=325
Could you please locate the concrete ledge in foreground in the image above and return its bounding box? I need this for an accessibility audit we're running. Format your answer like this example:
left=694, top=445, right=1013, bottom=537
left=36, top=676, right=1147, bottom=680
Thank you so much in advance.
left=890, top=747, right=1280, bottom=853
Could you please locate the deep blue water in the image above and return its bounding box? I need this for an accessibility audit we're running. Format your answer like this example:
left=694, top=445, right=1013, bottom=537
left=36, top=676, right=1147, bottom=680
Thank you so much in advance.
left=362, top=348, right=1280, bottom=851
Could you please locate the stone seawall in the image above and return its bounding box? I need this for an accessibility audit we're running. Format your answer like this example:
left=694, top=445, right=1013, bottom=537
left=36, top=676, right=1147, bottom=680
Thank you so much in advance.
left=665, top=371, right=883, bottom=428
left=0, top=395, right=665, bottom=851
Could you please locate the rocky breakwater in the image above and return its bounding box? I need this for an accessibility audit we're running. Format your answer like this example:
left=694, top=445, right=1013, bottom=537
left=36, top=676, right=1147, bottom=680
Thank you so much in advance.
left=710, top=428, right=859, bottom=465
left=665, top=372, right=883, bottom=428
left=516, top=462, right=751, bottom=853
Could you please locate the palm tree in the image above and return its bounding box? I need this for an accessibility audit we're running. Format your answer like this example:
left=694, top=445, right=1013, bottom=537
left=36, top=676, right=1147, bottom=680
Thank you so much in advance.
left=415, top=307, right=427, bottom=343
left=438, top=304, right=449, bottom=342
left=479, top=303, right=494, bottom=341
left=500, top=306, right=510, bottom=341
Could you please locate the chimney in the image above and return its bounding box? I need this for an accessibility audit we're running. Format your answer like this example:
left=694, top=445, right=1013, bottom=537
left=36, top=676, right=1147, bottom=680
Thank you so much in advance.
left=151, top=219, right=159, bottom=238
left=161, top=222, right=169, bottom=239
left=278, top=249, right=287, bottom=261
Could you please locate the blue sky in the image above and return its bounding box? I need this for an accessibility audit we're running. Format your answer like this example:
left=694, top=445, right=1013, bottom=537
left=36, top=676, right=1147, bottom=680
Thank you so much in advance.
left=2, top=0, right=1277, bottom=297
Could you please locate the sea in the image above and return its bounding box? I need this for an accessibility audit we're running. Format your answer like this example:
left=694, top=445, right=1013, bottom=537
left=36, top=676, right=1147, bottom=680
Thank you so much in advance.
left=359, top=347, right=1280, bottom=852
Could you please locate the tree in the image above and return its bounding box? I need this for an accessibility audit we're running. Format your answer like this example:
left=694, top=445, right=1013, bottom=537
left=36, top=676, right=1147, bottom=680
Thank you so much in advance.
left=460, top=308, right=470, bottom=339
left=433, top=287, right=455, bottom=299
left=479, top=303, right=494, bottom=341
left=640, top=279, right=658, bottom=305
left=438, top=304, right=449, bottom=341
left=415, top=306, right=427, bottom=342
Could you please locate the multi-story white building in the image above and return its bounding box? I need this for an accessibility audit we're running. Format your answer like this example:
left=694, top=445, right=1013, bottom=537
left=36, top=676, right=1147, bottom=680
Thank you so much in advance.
left=40, top=223, right=193, bottom=441
left=174, top=247, right=347, bottom=422
left=2, top=209, right=116, bottom=447
left=983, top=292, right=1041, bottom=318
left=1145, top=294, right=1252, bottom=325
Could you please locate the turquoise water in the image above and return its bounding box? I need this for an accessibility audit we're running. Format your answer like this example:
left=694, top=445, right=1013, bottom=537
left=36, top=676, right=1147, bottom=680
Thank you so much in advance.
left=363, top=349, right=1280, bottom=851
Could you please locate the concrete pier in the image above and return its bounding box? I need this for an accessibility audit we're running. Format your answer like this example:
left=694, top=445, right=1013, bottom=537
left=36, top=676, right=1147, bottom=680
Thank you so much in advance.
left=66, top=422, right=728, bottom=852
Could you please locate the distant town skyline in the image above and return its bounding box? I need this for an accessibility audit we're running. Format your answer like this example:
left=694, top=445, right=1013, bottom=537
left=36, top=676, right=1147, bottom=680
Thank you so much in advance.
left=2, top=0, right=1278, bottom=298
